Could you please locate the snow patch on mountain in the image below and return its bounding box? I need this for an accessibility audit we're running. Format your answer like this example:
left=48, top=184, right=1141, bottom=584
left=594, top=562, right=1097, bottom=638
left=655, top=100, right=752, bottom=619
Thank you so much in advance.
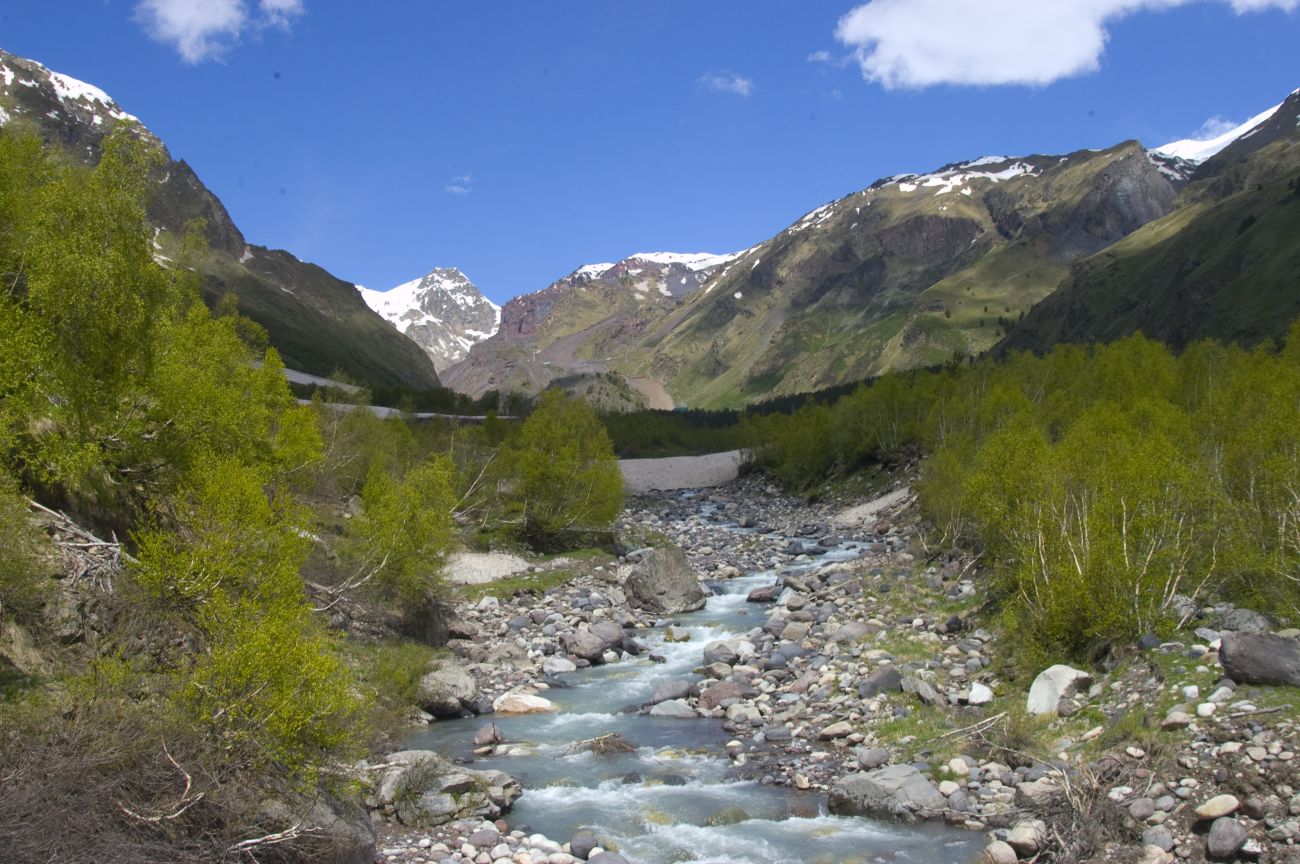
left=1152, top=102, right=1282, bottom=163
left=359, top=268, right=500, bottom=371
left=896, top=158, right=1038, bottom=195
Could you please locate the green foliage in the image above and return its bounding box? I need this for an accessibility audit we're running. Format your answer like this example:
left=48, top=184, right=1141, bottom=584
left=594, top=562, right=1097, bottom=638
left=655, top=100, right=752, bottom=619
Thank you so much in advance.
left=508, top=389, right=623, bottom=547
left=0, top=472, right=49, bottom=622
left=340, top=454, right=456, bottom=608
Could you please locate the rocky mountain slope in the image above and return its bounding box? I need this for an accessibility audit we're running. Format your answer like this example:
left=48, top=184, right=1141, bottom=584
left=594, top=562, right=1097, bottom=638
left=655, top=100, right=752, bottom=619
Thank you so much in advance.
left=441, top=252, right=737, bottom=407
left=1001, top=89, right=1300, bottom=354
left=359, top=268, right=500, bottom=371
left=446, top=88, right=1299, bottom=410
left=448, top=143, right=1179, bottom=409
left=0, top=49, right=441, bottom=393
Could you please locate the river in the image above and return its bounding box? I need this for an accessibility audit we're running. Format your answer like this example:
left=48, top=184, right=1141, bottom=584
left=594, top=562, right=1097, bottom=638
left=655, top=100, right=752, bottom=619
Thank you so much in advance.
left=406, top=496, right=982, bottom=864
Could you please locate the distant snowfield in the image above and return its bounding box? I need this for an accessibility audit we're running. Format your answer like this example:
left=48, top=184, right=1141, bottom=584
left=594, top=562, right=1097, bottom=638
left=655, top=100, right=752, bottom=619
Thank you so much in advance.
left=1152, top=102, right=1282, bottom=163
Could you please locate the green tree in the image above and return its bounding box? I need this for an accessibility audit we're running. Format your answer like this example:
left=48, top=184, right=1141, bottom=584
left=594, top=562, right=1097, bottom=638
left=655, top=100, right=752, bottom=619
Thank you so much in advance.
left=509, top=389, right=623, bottom=546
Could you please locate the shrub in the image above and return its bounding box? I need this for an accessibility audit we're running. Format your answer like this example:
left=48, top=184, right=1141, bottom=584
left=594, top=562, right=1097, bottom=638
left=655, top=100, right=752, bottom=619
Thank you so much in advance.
left=508, top=389, right=623, bottom=548
left=0, top=473, right=49, bottom=623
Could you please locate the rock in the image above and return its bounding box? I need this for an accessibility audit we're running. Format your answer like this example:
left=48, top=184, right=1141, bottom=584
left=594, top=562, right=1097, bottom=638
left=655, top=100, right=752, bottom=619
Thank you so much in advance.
left=1006, top=820, right=1047, bottom=857
left=623, top=546, right=706, bottom=614
left=649, top=699, right=697, bottom=718
left=698, top=680, right=750, bottom=710
left=1143, top=826, right=1175, bottom=851
left=901, top=675, right=944, bottom=706
left=703, top=640, right=740, bottom=666
left=1206, top=817, right=1247, bottom=860
left=649, top=679, right=693, bottom=705
left=1219, top=607, right=1271, bottom=634
left=819, top=721, right=853, bottom=739
left=746, top=586, right=777, bottom=602
left=827, top=764, right=946, bottom=823
left=1195, top=795, right=1240, bottom=820
left=473, top=723, right=502, bottom=746
left=980, top=840, right=1018, bottom=864
left=855, top=747, right=891, bottom=770
left=1161, top=710, right=1193, bottom=730
left=569, top=829, right=599, bottom=860
left=492, top=693, right=558, bottom=714
left=1129, top=797, right=1157, bottom=820
left=588, top=854, right=629, bottom=864
left=561, top=631, right=608, bottom=663
left=417, top=660, right=478, bottom=717
left=374, top=751, right=521, bottom=827
left=589, top=620, right=626, bottom=650
left=968, top=682, right=994, bottom=705
left=857, top=666, right=904, bottom=697
left=468, top=827, right=500, bottom=847
left=1015, top=779, right=1064, bottom=808
left=1220, top=632, right=1300, bottom=687
left=828, top=621, right=878, bottom=643
left=1026, top=665, right=1093, bottom=716
left=543, top=656, right=578, bottom=676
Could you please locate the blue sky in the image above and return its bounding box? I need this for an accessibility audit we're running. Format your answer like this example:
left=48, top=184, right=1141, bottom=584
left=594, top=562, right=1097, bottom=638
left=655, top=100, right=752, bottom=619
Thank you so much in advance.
left=2, top=1, right=1299, bottom=304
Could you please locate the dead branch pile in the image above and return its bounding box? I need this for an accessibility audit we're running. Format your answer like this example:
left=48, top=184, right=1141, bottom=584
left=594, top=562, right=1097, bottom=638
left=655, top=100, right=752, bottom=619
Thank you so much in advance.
left=555, top=733, right=636, bottom=757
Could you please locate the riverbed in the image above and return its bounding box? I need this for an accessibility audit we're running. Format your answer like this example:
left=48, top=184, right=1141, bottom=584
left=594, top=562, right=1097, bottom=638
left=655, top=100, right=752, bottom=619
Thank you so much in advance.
left=407, top=494, right=981, bottom=864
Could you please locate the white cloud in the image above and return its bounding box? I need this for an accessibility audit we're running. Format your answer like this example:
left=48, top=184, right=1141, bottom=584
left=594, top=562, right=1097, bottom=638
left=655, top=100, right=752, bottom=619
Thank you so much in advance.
left=1191, top=115, right=1245, bottom=139
left=134, top=0, right=305, bottom=63
left=834, top=0, right=1298, bottom=89
left=444, top=175, right=473, bottom=196
left=699, top=71, right=755, bottom=98
left=807, top=50, right=833, bottom=64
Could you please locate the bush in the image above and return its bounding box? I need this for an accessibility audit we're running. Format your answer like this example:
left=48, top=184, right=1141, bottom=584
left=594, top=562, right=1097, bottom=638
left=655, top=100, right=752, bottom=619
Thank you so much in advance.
left=0, top=473, right=49, bottom=623
left=508, top=389, right=623, bottom=548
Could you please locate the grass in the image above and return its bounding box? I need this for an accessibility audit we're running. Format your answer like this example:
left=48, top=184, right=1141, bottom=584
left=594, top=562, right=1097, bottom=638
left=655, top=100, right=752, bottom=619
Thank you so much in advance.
left=461, top=568, right=577, bottom=601
left=872, top=703, right=959, bottom=764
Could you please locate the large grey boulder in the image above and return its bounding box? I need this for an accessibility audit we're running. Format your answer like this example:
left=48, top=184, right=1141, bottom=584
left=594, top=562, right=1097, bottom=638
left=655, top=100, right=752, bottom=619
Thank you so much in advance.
left=1026, top=664, right=1092, bottom=716
left=588, top=620, right=626, bottom=651
left=623, top=546, right=706, bottom=614
left=1219, top=607, right=1271, bottom=634
left=561, top=630, right=607, bottom=663
left=417, top=660, right=478, bottom=717
left=827, top=765, right=946, bottom=822
left=1220, top=632, right=1300, bottom=686
left=373, top=750, right=521, bottom=827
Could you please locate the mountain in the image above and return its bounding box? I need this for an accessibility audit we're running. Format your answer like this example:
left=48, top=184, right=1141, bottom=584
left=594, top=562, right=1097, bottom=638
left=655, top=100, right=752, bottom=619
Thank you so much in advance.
left=1001, top=89, right=1300, bottom=354
left=447, top=142, right=1177, bottom=409
left=0, top=49, right=440, bottom=394
left=441, top=252, right=738, bottom=408
left=359, top=268, right=500, bottom=371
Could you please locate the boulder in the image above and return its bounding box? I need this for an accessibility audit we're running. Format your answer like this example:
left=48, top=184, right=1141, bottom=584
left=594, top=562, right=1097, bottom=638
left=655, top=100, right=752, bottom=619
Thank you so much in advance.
left=698, top=680, right=752, bottom=710
left=1220, top=632, right=1300, bottom=687
left=828, top=621, right=878, bottom=643
left=980, top=841, right=1017, bottom=864
left=1219, top=607, right=1271, bottom=634
left=623, top=546, right=706, bottom=614
left=588, top=620, right=626, bottom=651
left=703, top=640, right=739, bottom=666
left=542, top=656, right=578, bottom=675
left=561, top=630, right=607, bottom=663
left=648, top=699, right=697, bottom=718
left=827, top=765, right=946, bottom=822
left=492, top=692, right=558, bottom=714
left=569, top=829, right=600, bottom=860
left=649, top=679, right=693, bottom=705
left=857, top=666, right=904, bottom=697
left=417, top=660, right=478, bottom=717
left=374, top=750, right=521, bottom=827
left=1206, top=817, right=1247, bottom=860
left=1026, top=664, right=1092, bottom=716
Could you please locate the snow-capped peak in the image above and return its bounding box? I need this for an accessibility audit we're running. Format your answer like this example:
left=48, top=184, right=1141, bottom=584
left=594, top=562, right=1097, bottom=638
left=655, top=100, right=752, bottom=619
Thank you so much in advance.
left=0, top=52, right=138, bottom=123
left=358, top=267, right=500, bottom=371
left=1151, top=102, right=1283, bottom=164
left=626, top=251, right=742, bottom=271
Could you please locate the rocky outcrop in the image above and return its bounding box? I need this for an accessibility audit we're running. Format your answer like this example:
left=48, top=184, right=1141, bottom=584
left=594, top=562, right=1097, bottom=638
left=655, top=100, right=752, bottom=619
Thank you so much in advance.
left=828, top=765, right=947, bottom=822
left=622, top=546, right=706, bottom=614
left=372, top=751, right=521, bottom=828
left=1220, top=632, right=1300, bottom=687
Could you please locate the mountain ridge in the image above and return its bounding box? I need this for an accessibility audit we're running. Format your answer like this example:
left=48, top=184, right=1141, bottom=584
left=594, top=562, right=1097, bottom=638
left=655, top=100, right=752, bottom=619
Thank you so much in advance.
left=0, top=49, right=441, bottom=394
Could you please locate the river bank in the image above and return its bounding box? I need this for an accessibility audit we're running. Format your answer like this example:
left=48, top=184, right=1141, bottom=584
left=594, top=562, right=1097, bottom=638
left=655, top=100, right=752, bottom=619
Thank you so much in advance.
left=371, top=474, right=1300, bottom=864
